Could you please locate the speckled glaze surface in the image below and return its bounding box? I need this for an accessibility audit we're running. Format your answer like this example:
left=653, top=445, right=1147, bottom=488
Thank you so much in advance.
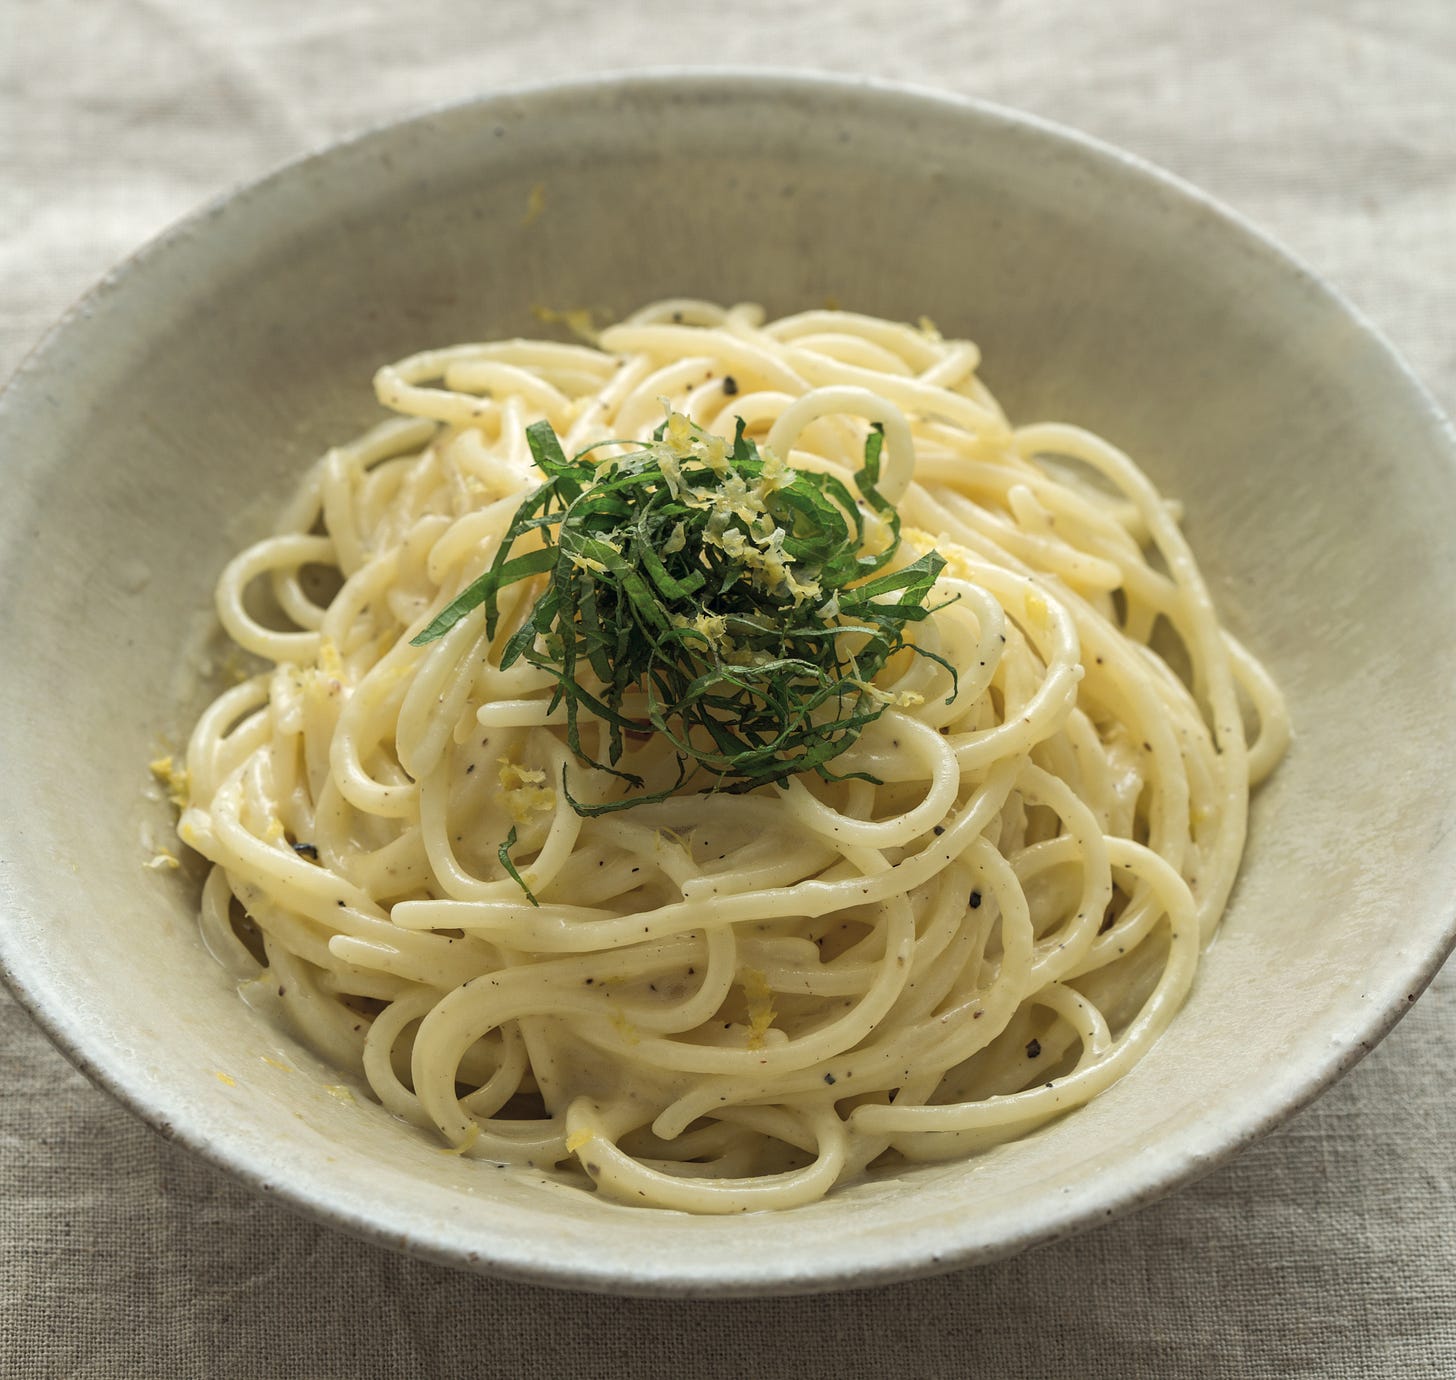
left=1, top=73, right=1454, bottom=1297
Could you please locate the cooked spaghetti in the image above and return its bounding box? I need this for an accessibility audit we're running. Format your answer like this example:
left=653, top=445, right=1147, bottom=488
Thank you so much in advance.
left=172, top=300, right=1287, bottom=1212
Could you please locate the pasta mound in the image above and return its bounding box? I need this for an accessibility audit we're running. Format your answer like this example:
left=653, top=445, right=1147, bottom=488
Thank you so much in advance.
left=173, top=301, right=1287, bottom=1213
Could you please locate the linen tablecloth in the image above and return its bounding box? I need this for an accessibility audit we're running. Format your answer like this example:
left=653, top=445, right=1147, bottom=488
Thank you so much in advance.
left=3, top=1, right=1453, bottom=1374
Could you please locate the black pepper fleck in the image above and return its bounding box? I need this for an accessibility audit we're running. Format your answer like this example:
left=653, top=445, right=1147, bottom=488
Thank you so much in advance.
left=1026, top=1038, right=1042, bottom=1059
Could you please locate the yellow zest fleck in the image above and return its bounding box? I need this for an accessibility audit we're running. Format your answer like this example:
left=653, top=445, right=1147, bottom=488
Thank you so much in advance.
left=565, top=1127, right=593, bottom=1154
left=1024, top=586, right=1050, bottom=631
left=566, top=549, right=612, bottom=577
left=531, top=303, right=599, bottom=343
left=149, top=755, right=191, bottom=810
left=323, top=1084, right=355, bottom=1105
left=610, top=1009, right=640, bottom=1046
left=317, top=638, right=344, bottom=678
left=265, top=817, right=286, bottom=843
left=918, top=315, right=942, bottom=340
left=668, top=609, right=737, bottom=665
left=144, top=849, right=180, bottom=872
left=440, top=1122, right=482, bottom=1156
left=757, top=445, right=791, bottom=495
left=497, top=757, right=555, bottom=825
left=521, top=181, right=546, bottom=227
left=260, top=1056, right=292, bottom=1073
left=213, top=1070, right=236, bottom=1088
left=780, top=562, right=823, bottom=605
left=665, top=410, right=696, bottom=456
left=742, top=968, right=776, bottom=1050
left=712, top=525, right=748, bottom=561
left=860, top=509, right=895, bottom=560
left=926, top=537, right=978, bottom=585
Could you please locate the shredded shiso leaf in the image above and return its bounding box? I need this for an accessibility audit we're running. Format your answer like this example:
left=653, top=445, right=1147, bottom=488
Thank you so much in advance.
left=414, top=412, right=954, bottom=815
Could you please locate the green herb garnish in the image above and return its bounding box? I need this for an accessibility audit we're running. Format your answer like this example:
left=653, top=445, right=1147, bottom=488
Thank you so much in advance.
left=414, top=411, right=954, bottom=814
left=496, top=825, right=537, bottom=905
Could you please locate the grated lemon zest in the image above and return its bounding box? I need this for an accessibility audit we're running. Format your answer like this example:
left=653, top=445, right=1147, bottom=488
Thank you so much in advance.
left=742, top=968, right=777, bottom=1050
left=440, top=1122, right=482, bottom=1156
left=149, top=755, right=191, bottom=810
left=610, top=1009, right=640, bottom=1045
left=317, top=638, right=343, bottom=678
left=497, top=757, right=556, bottom=825
left=1025, top=587, right=1050, bottom=631
left=521, top=181, right=546, bottom=227
left=531, top=304, right=599, bottom=344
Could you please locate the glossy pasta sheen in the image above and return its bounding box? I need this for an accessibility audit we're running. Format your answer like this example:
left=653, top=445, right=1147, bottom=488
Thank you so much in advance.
left=176, top=301, right=1288, bottom=1213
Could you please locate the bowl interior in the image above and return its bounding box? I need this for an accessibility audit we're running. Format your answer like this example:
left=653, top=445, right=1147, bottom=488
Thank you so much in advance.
left=2, top=74, right=1454, bottom=1295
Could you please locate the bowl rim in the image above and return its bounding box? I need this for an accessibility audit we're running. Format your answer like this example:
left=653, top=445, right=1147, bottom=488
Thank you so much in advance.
left=3, top=67, right=1455, bottom=1297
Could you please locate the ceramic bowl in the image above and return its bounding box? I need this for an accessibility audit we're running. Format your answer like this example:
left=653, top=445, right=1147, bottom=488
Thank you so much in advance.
left=2, top=73, right=1454, bottom=1296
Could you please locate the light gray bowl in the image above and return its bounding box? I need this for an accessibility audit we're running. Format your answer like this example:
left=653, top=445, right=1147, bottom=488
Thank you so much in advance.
left=2, top=73, right=1454, bottom=1297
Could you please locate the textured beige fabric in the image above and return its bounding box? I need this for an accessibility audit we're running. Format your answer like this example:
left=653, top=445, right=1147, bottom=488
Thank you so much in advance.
left=3, top=0, right=1454, bottom=1374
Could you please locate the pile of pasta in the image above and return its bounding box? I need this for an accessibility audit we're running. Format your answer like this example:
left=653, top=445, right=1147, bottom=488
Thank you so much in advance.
left=174, top=301, right=1287, bottom=1212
